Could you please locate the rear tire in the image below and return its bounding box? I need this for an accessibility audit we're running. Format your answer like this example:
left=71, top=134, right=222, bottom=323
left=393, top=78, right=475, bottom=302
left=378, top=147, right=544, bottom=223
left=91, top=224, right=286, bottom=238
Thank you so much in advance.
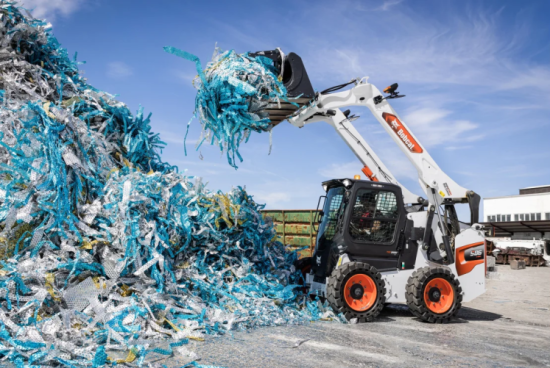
left=327, top=262, right=385, bottom=322
left=405, top=266, right=462, bottom=323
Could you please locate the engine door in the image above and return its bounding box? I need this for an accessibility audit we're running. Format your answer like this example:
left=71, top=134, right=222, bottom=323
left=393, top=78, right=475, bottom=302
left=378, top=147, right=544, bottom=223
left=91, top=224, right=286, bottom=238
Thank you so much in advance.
left=343, top=182, right=407, bottom=270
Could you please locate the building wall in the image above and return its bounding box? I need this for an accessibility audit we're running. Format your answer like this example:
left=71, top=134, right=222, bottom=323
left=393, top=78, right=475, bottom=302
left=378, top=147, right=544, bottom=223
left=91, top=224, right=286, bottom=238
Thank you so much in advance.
left=512, top=231, right=547, bottom=240
left=484, top=192, right=550, bottom=222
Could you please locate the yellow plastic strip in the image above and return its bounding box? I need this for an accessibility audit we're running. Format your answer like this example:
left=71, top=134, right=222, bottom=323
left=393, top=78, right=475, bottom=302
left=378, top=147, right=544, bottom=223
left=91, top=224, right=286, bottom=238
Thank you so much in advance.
left=45, top=273, right=61, bottom=301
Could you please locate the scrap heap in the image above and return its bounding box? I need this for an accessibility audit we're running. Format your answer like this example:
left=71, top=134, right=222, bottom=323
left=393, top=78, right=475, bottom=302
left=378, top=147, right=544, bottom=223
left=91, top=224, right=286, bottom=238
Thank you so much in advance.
left=0, top=2, right=336, bottom=366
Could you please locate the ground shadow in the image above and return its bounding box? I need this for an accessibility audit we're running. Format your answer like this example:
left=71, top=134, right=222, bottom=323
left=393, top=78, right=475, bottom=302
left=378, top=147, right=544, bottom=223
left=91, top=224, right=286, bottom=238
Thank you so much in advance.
left=457, top=306, right=503, bottom=321
left=372, top=315, right=397, bottom=323
left=379, top=304, right=412, bottom=317
left=378, top=304, right=503, bottom=324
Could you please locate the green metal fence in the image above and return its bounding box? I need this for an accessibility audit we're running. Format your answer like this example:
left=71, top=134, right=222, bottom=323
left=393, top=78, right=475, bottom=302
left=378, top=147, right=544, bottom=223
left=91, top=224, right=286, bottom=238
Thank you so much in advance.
left=261, top=209, right=319, bottom=258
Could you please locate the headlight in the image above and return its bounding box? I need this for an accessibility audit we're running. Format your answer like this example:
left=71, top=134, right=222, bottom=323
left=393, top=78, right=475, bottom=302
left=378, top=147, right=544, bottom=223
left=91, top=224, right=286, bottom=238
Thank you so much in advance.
left=342, top=179, right=352, bottom=188
left=322, top=184, right=328, bottom=192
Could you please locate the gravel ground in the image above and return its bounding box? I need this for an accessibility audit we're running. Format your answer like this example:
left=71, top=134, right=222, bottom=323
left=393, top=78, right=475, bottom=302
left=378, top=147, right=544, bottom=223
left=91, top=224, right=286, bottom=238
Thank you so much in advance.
left=155, top=265, right=550, bottom=368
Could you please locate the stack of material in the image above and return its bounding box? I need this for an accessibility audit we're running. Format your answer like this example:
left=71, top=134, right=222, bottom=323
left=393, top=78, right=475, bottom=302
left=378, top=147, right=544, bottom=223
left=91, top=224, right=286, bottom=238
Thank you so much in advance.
left=0, top=3, right=337, bottom=366
left=165, top=46, right=294, bottom=168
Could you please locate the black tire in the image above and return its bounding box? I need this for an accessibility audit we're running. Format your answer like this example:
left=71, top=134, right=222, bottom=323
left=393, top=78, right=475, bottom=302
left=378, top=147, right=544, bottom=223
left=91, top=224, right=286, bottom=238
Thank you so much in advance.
left=326, top=262, right=386, bottom=322
left=405, top=266, right=462, bottom=324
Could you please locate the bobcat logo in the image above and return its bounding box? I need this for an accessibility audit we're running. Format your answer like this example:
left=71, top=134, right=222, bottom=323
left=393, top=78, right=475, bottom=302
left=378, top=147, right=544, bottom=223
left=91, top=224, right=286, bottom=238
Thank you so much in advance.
left=382, top=112, right=424, bottom=154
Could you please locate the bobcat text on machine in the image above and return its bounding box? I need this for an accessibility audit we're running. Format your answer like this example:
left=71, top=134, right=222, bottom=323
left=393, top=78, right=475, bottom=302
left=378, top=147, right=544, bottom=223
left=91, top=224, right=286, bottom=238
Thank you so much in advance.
left=256, top=49, right=487, bottom=323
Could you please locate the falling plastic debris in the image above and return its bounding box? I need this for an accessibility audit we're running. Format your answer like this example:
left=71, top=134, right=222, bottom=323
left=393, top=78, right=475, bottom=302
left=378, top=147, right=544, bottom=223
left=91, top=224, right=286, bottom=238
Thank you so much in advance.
left=0, top=2, right=340, bottom=367
left=165, top=46, right=294, bottom=168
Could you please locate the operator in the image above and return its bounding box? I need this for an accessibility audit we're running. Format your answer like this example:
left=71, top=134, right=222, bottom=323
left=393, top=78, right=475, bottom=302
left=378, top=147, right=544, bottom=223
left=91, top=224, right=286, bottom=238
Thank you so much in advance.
left=350, top=192, right=381, bottom=239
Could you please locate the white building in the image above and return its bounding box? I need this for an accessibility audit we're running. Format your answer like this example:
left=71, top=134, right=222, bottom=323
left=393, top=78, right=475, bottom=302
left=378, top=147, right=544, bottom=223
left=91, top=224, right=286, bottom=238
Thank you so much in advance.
left=483, top=185, right=550, bottom=264
left=484, top=185, right=550, bottom=223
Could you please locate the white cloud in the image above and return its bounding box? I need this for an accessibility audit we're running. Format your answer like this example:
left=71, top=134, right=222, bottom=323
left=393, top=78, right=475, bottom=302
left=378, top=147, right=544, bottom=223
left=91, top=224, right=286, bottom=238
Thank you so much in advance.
left=107, top=62, right=133, bottom=79
left=207, top=20, right=267, bottom=50
left=176, top=71, right=199, bottom=86
left=498, top=66, right=550, bottom=94
left=403, top=108, right=480, bottom=147
left=318, top=161, right=363, bottom=179
left=355, top=0, right=404, bottom=12
left=300, top=5, right=549, bottom=101
left=158, top=130, right=188, bottom=145
left=445, top=145, right=473, bottom=151
left=318, top=154, right=418, bottom=183
left=253, top=192, right=291, bottom=208
left=377, top=0, right=404, bottom=11
left=18, top=0, right=84, bottom=21
left=161, top=136, right=184, bottom=145
left=378, top=150, right=418, bottom=182
left=249, top=178, right=324, bottom=209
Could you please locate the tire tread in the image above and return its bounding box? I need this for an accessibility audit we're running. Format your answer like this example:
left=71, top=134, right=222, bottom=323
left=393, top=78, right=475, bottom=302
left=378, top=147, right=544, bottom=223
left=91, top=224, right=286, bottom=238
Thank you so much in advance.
left=326, top=261, right=386, bottom=323
left=405, top=266, right=462, bottom=323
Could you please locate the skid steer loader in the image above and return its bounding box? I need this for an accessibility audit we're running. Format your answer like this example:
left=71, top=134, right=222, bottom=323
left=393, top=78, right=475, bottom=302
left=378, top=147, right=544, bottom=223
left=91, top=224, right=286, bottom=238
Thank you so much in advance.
left=255, top=49, right=486, bottom=323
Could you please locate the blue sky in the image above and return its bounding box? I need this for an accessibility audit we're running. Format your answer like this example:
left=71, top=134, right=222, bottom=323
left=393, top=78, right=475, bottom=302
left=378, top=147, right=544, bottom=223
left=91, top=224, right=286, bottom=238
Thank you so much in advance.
left=20, top=0, right=550, bottom=219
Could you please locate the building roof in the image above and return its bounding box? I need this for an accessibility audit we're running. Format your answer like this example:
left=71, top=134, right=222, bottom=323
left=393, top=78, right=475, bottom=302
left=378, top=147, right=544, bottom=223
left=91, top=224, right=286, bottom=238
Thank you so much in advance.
left=480, top=220, right=550, bottom=237
left=484, top=191, right=550, bottom=200
left=522, top=184, right=550, bottom=189
left=484, top=185, right=550, bottom=200
left=519, top=185, right=550, bottom=195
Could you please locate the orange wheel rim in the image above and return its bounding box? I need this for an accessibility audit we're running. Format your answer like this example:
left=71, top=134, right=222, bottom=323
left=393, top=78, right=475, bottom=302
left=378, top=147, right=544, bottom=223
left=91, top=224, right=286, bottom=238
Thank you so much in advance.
left=344, top=274, right=377, bottom=312
left=424, top=278, right=454, bottom=314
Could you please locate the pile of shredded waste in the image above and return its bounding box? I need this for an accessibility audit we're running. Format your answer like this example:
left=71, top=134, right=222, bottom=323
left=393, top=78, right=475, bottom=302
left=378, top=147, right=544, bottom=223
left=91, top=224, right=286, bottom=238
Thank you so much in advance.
left=0, top=3, right=337, bottom=367
left=165, top=46, right=292, bottom=168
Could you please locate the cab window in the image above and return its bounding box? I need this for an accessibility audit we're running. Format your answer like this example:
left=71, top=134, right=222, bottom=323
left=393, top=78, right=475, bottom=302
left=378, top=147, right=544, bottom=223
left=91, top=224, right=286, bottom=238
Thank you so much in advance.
left=348, top=189, right=399, bottom=243
left=317, top=187, right=345, bottom=242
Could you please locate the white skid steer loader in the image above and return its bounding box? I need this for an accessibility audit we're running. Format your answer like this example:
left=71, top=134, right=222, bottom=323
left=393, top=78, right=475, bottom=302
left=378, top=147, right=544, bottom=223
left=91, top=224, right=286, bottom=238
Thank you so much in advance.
left=255, top=49, right=486, bottom=323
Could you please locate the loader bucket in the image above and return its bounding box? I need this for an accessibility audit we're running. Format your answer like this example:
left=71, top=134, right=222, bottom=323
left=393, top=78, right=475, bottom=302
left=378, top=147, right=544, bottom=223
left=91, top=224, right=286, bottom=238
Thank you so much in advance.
left=251, top=50, right=315, bottom=126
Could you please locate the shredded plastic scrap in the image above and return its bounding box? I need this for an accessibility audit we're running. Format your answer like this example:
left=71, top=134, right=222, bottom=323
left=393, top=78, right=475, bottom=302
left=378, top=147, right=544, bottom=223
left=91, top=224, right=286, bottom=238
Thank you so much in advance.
left=165, top=46, right=292, bottom=168
left=0, top=2, right=340, bottom=367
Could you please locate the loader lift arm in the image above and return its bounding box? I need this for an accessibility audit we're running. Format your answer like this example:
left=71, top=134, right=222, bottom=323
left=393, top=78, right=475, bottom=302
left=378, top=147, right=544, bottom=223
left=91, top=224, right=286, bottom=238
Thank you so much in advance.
left=285, top=77, right=481, bottom=224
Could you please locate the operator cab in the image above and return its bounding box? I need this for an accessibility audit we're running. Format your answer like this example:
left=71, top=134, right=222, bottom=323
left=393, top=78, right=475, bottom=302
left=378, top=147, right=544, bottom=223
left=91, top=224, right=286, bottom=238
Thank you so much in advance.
left=312, top=178, right=413, bottom=283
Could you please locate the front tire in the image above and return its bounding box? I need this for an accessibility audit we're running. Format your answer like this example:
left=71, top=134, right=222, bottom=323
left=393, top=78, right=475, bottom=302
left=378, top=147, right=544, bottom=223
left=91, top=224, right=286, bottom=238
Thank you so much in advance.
left=405, top=266, right=462, bottom=323
left=327, top=262, right=386, bottom=322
